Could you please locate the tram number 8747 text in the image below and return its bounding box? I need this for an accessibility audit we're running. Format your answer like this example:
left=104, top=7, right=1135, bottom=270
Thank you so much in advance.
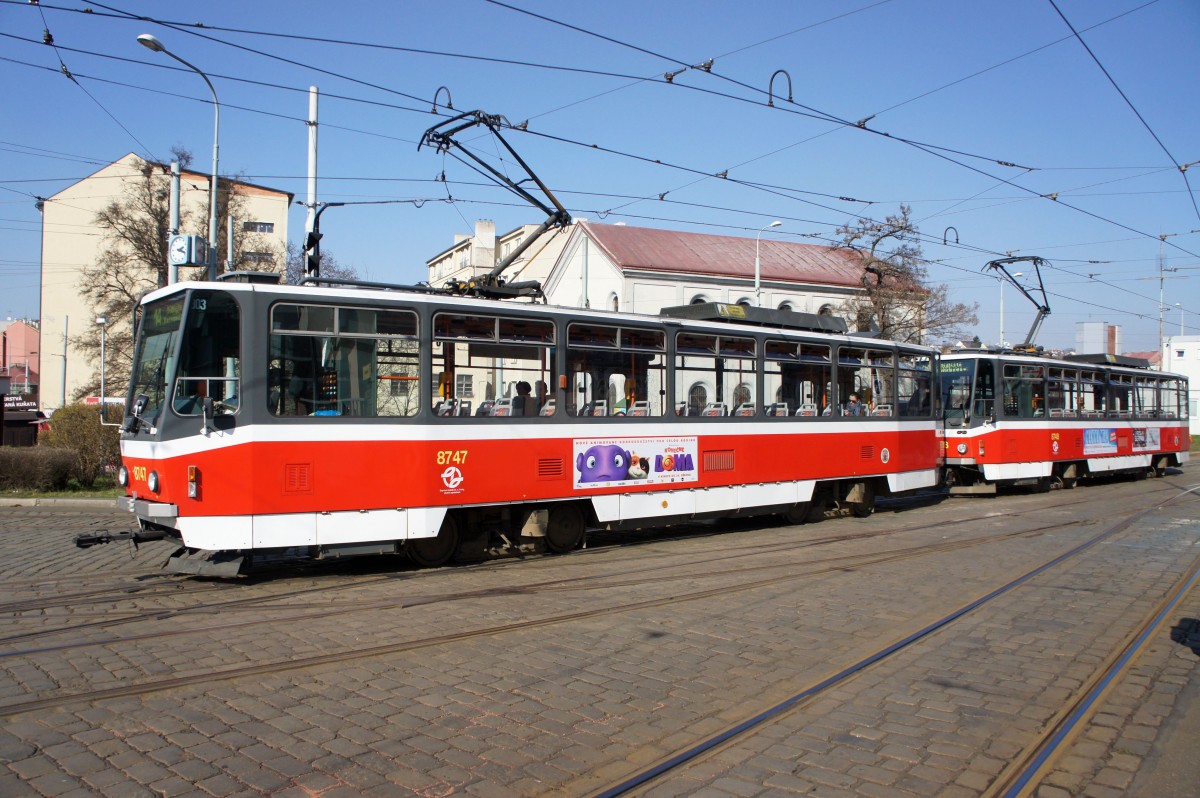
left=436, top=450, right=468, bottom=465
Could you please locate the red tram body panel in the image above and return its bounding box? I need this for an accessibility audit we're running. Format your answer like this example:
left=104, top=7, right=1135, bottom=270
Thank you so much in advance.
left=116, top=281, right=944, bottom=567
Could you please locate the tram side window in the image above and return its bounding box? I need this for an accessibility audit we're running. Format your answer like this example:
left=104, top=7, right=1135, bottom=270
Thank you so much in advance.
left=673, top=333, right=756, bottom=417
left=897, top=352, right=932, bottom=417
left=269, top=304, right=419, bottom=417
left=837, top=346, right=895, bottom=416
left=1106, top=374, right=1133, bottom=417
left=1046, top=368, right=1078, bottom=417
left=1077, top=370, right=1105, bottom=417
left=764, top=339, right=831, bottom=417
left=433, top=313, right=554, bottom=418
left=1002, top=364, right=1045, bottom=418
left=1166, top=379, right=1188, bottom=419
left=1135, top=377, right=1159, bottom=418
left=173, top=291, right=240, bottom=416
left=566, top=324, right=666, bottom=417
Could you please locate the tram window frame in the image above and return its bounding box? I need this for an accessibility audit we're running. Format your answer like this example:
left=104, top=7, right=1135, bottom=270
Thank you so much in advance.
left=567, top=323, right=667, bottom=417
left=836, top=346, right=895, bottom=417
left=1002, top=363, right=1046, bottom=418
left=1076, top=370, right=1105, bottom=417
left=1046, top=367, right=1079, bottom=418
left=171, top=291, right=242, bottom=418
left=1106, top=373, right=1134, bottom=418
left=764, top=339, right=831, bottom=418
left=673, top=332, right=757, bottom=418
left=433, top=312, right=555, bottom=419
left=268, top=303, right=420, bottom=419
left=897, top=351, right=933, bottom=417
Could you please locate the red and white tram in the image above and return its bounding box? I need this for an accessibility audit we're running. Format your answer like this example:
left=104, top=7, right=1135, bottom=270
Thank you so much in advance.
left=937, top=350, right=1190, bottom=493
left=116, top=275, right=943, bottom=574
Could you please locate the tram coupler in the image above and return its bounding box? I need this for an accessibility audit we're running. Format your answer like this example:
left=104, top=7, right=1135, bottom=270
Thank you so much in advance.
left=74, top=525, right=169, bottom=549
left=75, top=529, right=135, bottom=548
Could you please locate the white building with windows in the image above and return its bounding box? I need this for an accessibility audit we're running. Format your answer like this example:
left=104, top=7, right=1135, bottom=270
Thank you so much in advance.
left=1161, top=335, right=1200, bottom=418
left=429, top=219, right=871, bottom=319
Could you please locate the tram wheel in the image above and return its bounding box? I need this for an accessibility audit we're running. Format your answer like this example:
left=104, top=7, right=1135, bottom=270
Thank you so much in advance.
left=408, top=514, right=460, bottom=567
left=781, top=501, right=812, bottom=525
left=848, top=483, right=875, bottom=518
left=545, top=503, right=586, bottom=553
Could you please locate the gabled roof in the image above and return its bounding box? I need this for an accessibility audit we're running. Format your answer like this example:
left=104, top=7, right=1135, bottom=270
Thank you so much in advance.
left=578, top=221, right=866, bottom=287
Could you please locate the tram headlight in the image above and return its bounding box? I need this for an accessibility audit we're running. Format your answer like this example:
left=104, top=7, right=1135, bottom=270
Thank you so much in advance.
left=147, top=470, right=160, bottom=494
left=118, top=466, right=129, bottom=487
left=956, top=443, right=969, bottom=455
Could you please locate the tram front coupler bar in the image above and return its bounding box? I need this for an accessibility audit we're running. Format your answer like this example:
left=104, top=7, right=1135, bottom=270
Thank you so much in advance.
left=74, top=526, right=167, bottom=549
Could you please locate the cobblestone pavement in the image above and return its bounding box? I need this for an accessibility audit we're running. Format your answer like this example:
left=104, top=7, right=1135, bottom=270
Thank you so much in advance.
left=0, top=473, right=1197, bottom=798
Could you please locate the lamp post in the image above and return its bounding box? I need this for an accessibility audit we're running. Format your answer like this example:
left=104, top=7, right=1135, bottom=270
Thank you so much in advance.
left=999, top=271, right=1023, bottom=348
left=138, top=33, right=220, bottom=281
left=96, top=316, right=108, bottom=409
left=755, top=220, right=782, bottom=307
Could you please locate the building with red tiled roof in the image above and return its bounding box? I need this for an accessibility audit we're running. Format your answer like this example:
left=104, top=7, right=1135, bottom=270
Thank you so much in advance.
left=428, top=219, right=878, bottom=325
left=540, top=221, right=869, bottom=318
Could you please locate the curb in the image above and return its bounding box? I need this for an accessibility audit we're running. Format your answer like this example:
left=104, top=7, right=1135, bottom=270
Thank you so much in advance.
left=0, top=497, right=123, bottom=509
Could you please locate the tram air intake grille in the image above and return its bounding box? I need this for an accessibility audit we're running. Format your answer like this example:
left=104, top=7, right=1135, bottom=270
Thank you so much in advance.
left=284, top=463, right=312, bottom=494
left=860, top=446, right=875, bottom=460
left=703, top=450, right=735, bottom=471
left=538, top=459, right=564, bottom=479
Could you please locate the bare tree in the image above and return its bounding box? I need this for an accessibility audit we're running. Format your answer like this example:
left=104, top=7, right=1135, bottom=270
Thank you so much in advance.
left=283, top=241, right=359, bottom=285
left=836, top=204, right=978, bottom=344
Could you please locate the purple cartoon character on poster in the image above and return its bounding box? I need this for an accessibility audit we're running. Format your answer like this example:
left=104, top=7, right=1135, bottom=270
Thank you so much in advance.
left=576, top=444, right=630, bottom=483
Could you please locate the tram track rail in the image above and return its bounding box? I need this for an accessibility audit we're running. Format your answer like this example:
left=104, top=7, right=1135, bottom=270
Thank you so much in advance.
left=0, top=516, right=1085, bottom=719
left=586, top=483, right=1200, bottom=798
left=0, top=487, right=1110, bottom=654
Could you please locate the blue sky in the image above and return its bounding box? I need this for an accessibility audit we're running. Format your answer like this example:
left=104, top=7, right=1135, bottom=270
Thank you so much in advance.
left=2, top=0, right=1198, bottom=352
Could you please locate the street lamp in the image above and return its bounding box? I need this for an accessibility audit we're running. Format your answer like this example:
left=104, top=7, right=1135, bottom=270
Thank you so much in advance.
left=138, top=33, right=220, bottom=281
left=96, top=316, right=108, bottom=408
left=999, top=271, right=1023, bottom=348
left=755, top=220, right=782, bottom=307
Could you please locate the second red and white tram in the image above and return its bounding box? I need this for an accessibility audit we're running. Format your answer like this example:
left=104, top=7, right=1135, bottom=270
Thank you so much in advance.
left=937, top=350, right=1190, bottom=493
left=116, top=276, right=943, bottom=573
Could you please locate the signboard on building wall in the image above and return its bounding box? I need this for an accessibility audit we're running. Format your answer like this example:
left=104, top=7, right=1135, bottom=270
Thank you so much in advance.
left=4, top=393, right=38, bottom=413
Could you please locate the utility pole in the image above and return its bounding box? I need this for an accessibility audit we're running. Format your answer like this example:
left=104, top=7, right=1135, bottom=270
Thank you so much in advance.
left=306, top=86, right=319, bottom=249
left=168, top=161, right=181, bottom=285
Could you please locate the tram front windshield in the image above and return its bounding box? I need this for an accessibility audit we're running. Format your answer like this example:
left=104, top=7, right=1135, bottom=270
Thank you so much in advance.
left=938, top=359, right=975, bottom=425
left=127, top=294, right=186, bottom=428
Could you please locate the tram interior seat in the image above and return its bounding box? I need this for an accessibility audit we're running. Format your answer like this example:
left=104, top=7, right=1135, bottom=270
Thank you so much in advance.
left=702, top=402, right=728, bottom=417
left=491, top=398, right=513, bottom=417
left=1049, top=408, right=1064, bottom=418
left=539, top=399, right=556, bottom=416
left=797, top=403, right=818, bottom=417
left=734, top=403, right=756, bottom=417
left=513, top=395, right=537, bottom=417
left=630, top=400, right=650, bottom=417
left=766, top=402, right=789, bottom=417
left=475, top=400, right=495, bottom=417
left=872, top=404, right=893, bottom=417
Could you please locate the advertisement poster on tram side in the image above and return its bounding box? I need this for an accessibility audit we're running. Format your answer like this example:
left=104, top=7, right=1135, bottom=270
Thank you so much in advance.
left=1131, top=428, right=1160, bottom=452
left=1083, top=428, right=1118, bottom=455
left=573, top=436, right=699, bottom=488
